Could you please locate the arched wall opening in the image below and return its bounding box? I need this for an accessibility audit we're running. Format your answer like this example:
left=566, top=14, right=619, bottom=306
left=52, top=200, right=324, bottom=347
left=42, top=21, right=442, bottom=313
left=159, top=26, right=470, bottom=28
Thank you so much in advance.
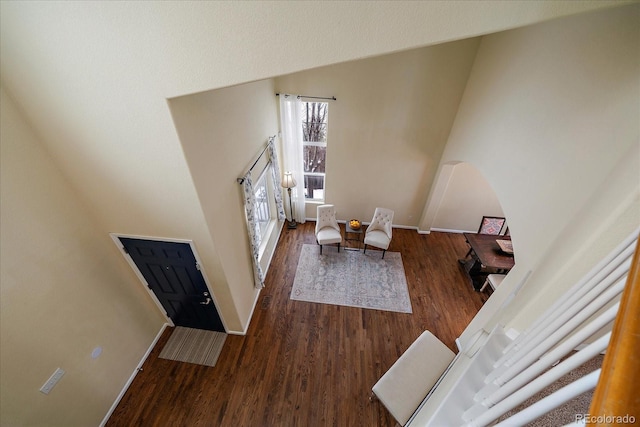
left=420, top=161, right=506, bottom=234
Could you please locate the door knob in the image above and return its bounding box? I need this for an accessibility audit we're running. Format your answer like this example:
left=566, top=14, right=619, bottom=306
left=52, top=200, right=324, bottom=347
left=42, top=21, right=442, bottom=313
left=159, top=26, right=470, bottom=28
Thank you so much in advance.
left=200, top=297, right=212, bottom=305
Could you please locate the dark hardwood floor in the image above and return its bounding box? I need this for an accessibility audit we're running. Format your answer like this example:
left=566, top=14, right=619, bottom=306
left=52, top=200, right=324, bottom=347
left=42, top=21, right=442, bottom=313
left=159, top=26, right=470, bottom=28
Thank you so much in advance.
left=106, top=224, right=487, bottom=426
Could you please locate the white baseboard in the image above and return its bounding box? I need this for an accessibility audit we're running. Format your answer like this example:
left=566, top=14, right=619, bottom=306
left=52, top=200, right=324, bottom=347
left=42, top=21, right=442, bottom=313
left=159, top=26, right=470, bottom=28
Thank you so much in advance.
left=228, top=292, right=258, bottom=336
left=228, top=221, right=286, bottom=337
left=100, top=323, right=169, bottom=427
left=393, top=224, right=419, bottom=231
left=334, top=219, right=418, bottom=231
left=429, top=228, right=475, bottom=234
left=261, top=220, right=284, bottom=279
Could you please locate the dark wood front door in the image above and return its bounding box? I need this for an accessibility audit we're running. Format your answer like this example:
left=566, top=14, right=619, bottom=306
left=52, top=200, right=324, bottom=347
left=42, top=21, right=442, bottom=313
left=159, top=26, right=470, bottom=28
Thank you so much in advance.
left=119, top=237, right=225, bottom=332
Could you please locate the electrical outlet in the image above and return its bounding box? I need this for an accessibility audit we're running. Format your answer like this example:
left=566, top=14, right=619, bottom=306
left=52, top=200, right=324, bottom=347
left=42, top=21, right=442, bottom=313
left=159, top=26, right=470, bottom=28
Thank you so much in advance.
left=39, top=368, right=65, bottom=394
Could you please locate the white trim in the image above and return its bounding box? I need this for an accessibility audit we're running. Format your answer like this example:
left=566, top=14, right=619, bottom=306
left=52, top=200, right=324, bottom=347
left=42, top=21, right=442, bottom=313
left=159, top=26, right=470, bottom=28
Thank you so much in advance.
left=429, top=227, right=476, bottom=234
left=304, top=201, right=324, bottom=209
left=100, top=323, right=169, bottom=427
left=229, top=292, right=260, bottom=336
left=393, top=224, right=419, bottom=231
left=303, top=141, right=327, bottom=148
left=258, top=219, right=276, bottom=258
left=254, top=167, right=273, bottom=247
left=110, top=234, right=174, bottom=326
left=227, top=328, right=250, bottom=336
left=109, top=233, right=229, bottom=333
left=261, top=220, right=284, bottom=279
left=419, top=162, right=458, bottom=234
left=332, top=219, right=419, bottom=231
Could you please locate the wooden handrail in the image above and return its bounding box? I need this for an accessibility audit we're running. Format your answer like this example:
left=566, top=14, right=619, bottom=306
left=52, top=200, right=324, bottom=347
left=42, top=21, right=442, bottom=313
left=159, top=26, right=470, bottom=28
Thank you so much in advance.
left=588, top=237, right=640, bottom=425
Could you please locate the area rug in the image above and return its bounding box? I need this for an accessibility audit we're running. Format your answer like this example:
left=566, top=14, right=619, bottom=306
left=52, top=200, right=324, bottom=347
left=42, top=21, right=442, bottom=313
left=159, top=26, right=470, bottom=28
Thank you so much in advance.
left=159, top=326, right=227, bottom=367
left=291, top=244, right=412, bottom=313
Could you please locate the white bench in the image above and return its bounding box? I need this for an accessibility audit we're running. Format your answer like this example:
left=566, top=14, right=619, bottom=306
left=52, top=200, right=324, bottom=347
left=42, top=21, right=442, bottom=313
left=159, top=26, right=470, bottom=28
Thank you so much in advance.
left=480, top=273, right=506, bottom=292
left=372, top=331, right=455, bottom=426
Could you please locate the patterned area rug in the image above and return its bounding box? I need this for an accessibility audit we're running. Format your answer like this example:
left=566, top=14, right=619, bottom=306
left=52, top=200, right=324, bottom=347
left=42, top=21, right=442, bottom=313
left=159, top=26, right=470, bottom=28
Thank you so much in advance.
left=291, top=244, right=412, bottom=313
left=159, top=326, right=227, bottom=367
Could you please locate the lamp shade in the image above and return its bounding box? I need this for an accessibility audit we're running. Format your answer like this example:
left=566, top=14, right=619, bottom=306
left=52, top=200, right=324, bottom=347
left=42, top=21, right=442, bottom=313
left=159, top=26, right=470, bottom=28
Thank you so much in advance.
left=282, top=171, right=297, bottom=189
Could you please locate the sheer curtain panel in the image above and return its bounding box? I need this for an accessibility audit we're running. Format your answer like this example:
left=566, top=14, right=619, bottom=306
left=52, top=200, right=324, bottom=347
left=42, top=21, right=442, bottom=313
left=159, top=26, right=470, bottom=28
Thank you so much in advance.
left=279, top=94, right=306, bottom=224
left=267, top=137, right=286, bottom=222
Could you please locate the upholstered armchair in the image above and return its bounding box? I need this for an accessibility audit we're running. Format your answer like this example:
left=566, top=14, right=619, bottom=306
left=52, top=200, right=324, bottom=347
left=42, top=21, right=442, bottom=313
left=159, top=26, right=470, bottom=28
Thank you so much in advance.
left=315, top=204, right=342, bottom=254
left=364, top=207, right=394, bottom=258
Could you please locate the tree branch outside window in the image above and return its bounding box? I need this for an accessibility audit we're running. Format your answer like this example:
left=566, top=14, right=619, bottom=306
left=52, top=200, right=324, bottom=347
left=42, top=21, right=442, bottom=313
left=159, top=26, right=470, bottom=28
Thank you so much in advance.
left=301, top=102, right=328, bottom=200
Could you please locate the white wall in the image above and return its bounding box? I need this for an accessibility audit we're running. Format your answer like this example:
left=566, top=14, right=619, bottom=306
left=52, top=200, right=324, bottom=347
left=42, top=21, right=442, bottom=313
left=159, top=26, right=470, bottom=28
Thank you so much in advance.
left=0, top=0, right=625, bottom=353
left=168, top=79, right=281, bottom=333
left=439, top=3, right=639, bottom=270
left=440, top=1, right=640, bottom=352
left=411, top=5, right=639, bottom=423
left=430, top=162, right=505, bottom=232
left=275, top=40, right=480, bottom=226
left=0, top=87, right=166, bottom=426
left=0, top=2, right=636, bottom=425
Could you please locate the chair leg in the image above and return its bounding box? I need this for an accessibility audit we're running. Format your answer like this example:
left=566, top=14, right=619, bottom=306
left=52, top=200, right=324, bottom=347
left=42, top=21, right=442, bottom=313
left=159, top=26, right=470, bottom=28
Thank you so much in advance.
left=382, top=249, right=386, bottom=259
left=479, top=277, right=490, bottom=292
left=459, top=248, right=474, bottom=265
left=338, top=243, right=340, bottom=252
left=364, top=244, right=367, bottom=254
left=320, top=244, right=323, bottom=255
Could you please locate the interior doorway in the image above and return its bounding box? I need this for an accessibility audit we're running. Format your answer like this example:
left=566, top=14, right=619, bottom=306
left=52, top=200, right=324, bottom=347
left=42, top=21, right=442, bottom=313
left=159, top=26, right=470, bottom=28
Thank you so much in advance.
left=421, top=161, right=505, bottom=233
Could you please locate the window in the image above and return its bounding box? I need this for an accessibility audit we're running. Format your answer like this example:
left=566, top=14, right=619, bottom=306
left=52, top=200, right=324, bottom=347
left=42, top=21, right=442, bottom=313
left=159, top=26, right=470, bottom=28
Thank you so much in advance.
left=253, top=169, right=272, bottom=245
left=301, top=102, right=328, bottom=200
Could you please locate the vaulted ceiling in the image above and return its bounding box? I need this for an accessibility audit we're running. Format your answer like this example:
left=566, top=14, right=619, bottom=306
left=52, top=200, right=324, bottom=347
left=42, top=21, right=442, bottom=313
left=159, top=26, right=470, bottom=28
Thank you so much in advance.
left=0, top=1, right=625, bottom=237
